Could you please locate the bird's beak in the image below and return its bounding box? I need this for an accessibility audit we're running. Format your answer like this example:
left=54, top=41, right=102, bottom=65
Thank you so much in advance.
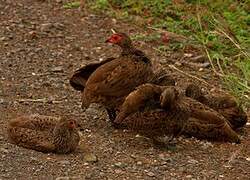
left=105, top=37, right=112, bottom=43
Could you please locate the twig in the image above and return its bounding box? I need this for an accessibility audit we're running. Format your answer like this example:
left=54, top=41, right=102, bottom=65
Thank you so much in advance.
left=17, top=98, right=63, bottom=104
left=211, top=17, right=249, bottom=58
left=23, top=72, right=65, bottom=78
left=168, top=65, right=213, bottom=87
left=216, top=28, right=249, bottom=58
left=216, top=57, right=225, bottom=75
left=196, top=12, right=220, bottom=76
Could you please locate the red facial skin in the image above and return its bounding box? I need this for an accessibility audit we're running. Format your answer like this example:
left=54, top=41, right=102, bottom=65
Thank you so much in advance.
left=68, top=120, right=76, bottom=129
left=105, top=34, right=123, bottom=44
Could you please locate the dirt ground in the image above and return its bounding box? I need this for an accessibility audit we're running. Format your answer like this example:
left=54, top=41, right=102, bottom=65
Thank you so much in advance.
left=0, top=0, right=249, bottom=179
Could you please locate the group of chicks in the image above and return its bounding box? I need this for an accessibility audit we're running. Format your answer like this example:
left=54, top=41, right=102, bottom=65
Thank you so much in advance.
left=7, top=32, right=248, bottom=154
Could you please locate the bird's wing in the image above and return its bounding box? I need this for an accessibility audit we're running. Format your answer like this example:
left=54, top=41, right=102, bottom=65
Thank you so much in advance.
left=86, top=58, right=153, bottom=97
left=9, top=115, right=59, bottom=131
left=115, top=84, right=162, bottom=123
left=7, top=126, right=55, bottom=152
left=69, top=58, right=115, bottom=91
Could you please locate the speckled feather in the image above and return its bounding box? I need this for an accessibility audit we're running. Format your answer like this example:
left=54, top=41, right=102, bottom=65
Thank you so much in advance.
left=115, top=84, right=189, bottom=139
left=185, top=83, right=247, bottom=129
left=7, top=115, right=80, bottom=154
left=115, top=84, right=240, bottom=143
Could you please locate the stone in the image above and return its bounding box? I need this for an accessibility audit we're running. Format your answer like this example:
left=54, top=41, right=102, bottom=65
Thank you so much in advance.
left=0, top=148, right=9, bottom=153
left=188, top=159, right=198, bottom=164
left=40, top=23, right=53, bottom=32
left=51, top=66, right=64, bottom=73
left=147, top=172, right=155, bottom=177
left=114, top=162, right=127, bottom=168
left=136, top=161, right=142, bottom=165
left=59, top=160, right=70, bottom=165
left=84, top=153, right=98, bottom=162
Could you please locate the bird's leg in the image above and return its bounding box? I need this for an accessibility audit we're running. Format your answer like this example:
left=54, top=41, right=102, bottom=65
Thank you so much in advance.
left=152, top=136, right=177, bottom=150
left=107, top=108, right=116, bottom=123
left=107, top=108, right=125, bottom=129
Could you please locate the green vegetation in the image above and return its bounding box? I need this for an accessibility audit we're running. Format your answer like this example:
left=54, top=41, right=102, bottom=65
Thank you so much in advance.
left=67, top=0, right=250, bottom=107
left=63, top=1, right=81, bottom=9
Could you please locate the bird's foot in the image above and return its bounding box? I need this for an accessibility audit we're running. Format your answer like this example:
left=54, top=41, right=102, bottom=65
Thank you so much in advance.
left=152, top=136, right=177, bottom=151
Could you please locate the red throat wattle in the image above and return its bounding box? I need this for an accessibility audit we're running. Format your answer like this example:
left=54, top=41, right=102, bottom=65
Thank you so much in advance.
left=105, top=34, right=123, bottom=44
left=68, top=120, right=76, bottom=129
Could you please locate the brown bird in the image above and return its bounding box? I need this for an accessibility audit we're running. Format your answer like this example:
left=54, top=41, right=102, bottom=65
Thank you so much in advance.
left=70, top=58, right=114, bottom=91
left=182, top=97, right=240, bottom=143
left=115, top=84, right=241, bottom=144
left=70, top=61, right=174, bottom=92
left=185, top=83, right=247, bottom=130
left=7, top=114, right=80, bottom=154
left=80, top=32, right=154, bottom=122
left=114, top=84, right=189, bottom=145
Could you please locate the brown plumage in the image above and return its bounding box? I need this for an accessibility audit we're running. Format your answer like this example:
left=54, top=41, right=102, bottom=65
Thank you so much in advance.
left=70, top=61, right=174, bottom=92
left=182, top=96, right=240, bottom=143
left=185, top=83, right=247, bottom=129
left=115, top=84, right=240, bottom=144
left=70, top=58, right=114, bottom=91
left=114, top=84, right=189, bottom=143
left=7, top=114, right=80, bottom=154
left=150, top=70, right=176, bottom=86
left=80, top=33, right=154, bottom=121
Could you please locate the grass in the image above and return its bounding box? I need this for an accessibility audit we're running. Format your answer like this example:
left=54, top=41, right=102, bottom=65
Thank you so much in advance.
left=66, top=0, right=250, bottom=107
left=63, top=1, right=81, bottom=9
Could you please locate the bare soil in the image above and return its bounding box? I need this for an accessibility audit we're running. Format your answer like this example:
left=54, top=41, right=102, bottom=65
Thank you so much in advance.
left=0, top=0, right=249, bottom=179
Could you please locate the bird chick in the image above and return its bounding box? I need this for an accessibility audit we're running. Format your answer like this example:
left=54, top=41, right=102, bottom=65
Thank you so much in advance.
left=185, top=83, right=247, bottom=130
left=115, top=84, right=241, bottom=144
left=115, top=84, right=189, bottom=145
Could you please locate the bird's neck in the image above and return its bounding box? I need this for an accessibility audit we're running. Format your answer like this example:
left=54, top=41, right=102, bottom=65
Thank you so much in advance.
left=120, top=44, right=137, bottom=55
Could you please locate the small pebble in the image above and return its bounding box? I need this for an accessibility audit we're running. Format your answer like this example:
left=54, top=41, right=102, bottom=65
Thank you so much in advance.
left=84, top=153, right=98, bottom=162
left=188, top=159, right=198, bottom=164
left=186, top=175, right=192, bottom=178
left=147, top=172, right=155, bottom=177
left=59, top=160, right=70, bottom=165
left=174, top=62, right=182, bottom=66
left=0, top=148, right=9, bottom=153
left=114, top=162, right=127, bottom=168
left=137, top=161, right=142, bottom=165
left=51, top=66, right=64, bottom=73
left=114, top=169, right=123, bottom=174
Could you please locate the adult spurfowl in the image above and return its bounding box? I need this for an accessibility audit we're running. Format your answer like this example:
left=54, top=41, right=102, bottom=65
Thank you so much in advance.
left=81, top=32, right=154, bottom=122
left=7, top=114, right=80, bottom=154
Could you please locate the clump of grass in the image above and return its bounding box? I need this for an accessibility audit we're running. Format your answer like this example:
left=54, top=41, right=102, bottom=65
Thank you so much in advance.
left=84, top=0, right=249, bottom=107
left=63, top=1, right=81, bottom=9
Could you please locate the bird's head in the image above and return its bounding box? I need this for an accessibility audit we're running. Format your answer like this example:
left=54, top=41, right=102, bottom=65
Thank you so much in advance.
left=160, top=87, right=179, bottom=109
left=185, top=84, right=203, bottom=100
left=105, top=32, right=132, bottom=48
left=67, top=119, right=77, bottom=129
